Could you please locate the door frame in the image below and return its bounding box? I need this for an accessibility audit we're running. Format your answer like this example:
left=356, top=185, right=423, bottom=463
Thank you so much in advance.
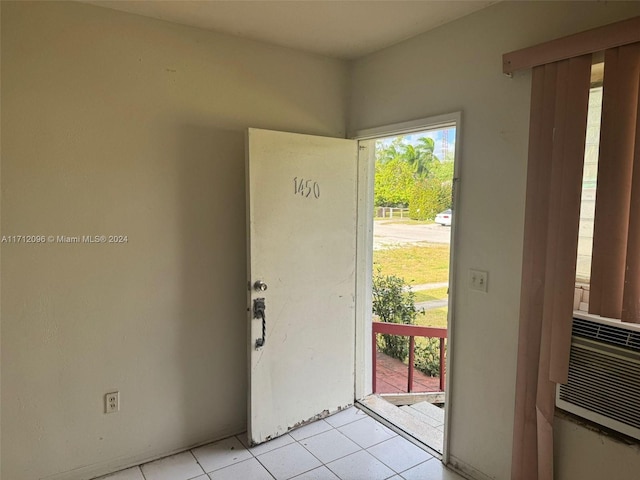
left=351, top=112, right=462, bottom=464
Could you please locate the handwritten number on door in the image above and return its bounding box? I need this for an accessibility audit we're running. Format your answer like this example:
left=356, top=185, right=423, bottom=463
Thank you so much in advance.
left=293, top=177, right=320, bottom=199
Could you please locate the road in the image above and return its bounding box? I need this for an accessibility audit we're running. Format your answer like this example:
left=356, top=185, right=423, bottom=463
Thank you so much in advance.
left=373, top=220, right=451, bottom=250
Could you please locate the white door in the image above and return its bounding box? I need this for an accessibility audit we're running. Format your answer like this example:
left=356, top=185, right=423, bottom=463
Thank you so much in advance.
left=246, top=128, right=358, bottom=445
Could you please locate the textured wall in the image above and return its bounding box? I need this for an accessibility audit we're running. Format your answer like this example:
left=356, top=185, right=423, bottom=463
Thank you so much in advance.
left=0, top=2, right=348, bottom=479
left=350, top=2, right=640, bottom=479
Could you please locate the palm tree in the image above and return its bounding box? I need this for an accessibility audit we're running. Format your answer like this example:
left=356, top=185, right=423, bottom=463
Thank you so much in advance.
left=402, top=137, right=437, bottom=178
left=375, top=136, right=405, bottom=164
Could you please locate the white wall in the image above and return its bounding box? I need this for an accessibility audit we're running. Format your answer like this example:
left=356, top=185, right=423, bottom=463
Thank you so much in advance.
left=0, top=2, right=348, bottom=479
left=349, top=2, right=640, bottom=479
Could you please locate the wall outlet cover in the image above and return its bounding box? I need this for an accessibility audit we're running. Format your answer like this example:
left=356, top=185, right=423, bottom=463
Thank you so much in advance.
left=469, top=269, right=488, bottom=293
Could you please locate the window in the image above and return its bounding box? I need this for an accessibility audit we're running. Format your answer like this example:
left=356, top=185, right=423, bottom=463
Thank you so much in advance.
left=574, top=65, right=603, bottom=312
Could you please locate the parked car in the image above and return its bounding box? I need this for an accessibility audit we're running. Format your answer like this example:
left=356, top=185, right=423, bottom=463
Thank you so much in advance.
left=435, top=209, right=452, bottom=226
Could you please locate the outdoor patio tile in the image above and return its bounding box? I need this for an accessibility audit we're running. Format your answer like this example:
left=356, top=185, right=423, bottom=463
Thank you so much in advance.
left=141, top=451, right=204, bottom=480
left=95, top=466, right=145, bottom=480
left=324, top=407, right=368, bottom=428
left=299, top=429, right=361, bottom=464
left=326, top=450, right=394, bottom=480
left=191, top=436, right=252, bottom=473
left=257, top=441, right=321, bottom=479
left=400, top=459, right=465, bottom=480
left=290, top=466, right=340, bottom=480
left=367, top=436, right=432, bottom=473
left=289, top=419, right=333, bottom=441
left=237, top=433, right=296, bottom=456
left=337, top=417, right=396, bottom=448
left=208, top=458, right=274, bottom=480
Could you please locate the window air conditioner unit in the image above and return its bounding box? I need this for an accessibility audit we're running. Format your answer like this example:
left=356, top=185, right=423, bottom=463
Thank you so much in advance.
left=556, top=312, right=640, bottom=441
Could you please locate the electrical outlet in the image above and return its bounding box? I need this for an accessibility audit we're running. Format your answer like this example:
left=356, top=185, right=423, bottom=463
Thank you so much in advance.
left=469, top=269, right=488, bottom=293
left=105, top=391, right=119, bottom=414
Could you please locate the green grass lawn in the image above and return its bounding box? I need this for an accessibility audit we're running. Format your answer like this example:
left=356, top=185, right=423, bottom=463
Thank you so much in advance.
left=373, top=244, right=450, bottom=328
left=373, top=244, right=450, bottom=285
left=413, top=287, right=448, bottom=303
left=416, top=307, right=448, bottom=328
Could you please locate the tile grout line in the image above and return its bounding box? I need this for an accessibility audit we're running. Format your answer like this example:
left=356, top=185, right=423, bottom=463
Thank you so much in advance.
left=296, top=426, right=368, bottom=473
left=251, top=450, right=277, bottom=480
left=397, top=458, right=437, bottom=477
left=291, top=423, right=349, bottom=479
left=186, top=449, right=207, bottom=479
left=138, top=465, right=149, bottom=480
left=132, top=408, right=384, bottom=480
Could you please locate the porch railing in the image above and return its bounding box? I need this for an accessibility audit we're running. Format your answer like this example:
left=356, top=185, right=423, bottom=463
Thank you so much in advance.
left=372, top=322, right=447, bottom=393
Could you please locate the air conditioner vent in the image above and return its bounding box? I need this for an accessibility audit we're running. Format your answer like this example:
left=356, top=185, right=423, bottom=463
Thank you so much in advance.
left=557, top=316, right=640, bottom=441
left=572, top=317, right=640, bottom=353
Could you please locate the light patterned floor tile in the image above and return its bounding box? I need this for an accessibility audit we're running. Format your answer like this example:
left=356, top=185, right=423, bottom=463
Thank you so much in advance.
left=257, top=441, right=322, bottom=479
left=192, top=436, right=252, bottom=473
left=326, top=450, right=394, bottom=480
left=367, top=436, right=432, bottom=473
left=238, top=433, right=297, bottom=456
left=208, top=457, right=274, bottom=480
left=290, top=466, right=340, bottom=479
left=95, top=466, right=145, bottom=480
left=300, top=429, right=360, bottom=464
left=324, top=407, right=368, bottom=428
left=141, top=451, right=204, bottom=480
left=400, top=459, right=465, bottom=480
left=289, top=419, right=333, bottom=441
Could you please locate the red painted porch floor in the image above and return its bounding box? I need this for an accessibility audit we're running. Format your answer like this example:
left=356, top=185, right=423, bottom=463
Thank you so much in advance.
left=375, top=350, right=442, bottom=394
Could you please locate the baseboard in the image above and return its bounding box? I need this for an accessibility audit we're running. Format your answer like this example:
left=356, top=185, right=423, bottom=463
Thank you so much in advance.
left=40, top=427, right=245, bottom=480
left=447, top=455, right=495, bottom=480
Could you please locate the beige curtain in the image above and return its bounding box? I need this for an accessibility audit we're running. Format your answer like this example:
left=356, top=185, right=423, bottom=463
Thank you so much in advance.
left=511, top=55, right=591, bottom=480
left=589, top=43, right=640, bottom=323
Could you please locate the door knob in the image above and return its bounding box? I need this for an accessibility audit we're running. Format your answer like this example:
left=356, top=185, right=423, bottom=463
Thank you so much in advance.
left=254, top=280, right=268, bottom=292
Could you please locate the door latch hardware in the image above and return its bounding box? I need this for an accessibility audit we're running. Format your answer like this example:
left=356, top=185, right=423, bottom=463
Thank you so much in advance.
left=254, top=280, right=268, bottom=291
left=253, top=298, right=266, bottom=348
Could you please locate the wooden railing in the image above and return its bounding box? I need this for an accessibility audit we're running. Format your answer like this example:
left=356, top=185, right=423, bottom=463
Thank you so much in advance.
left=372, top=322, right=447, bottom=393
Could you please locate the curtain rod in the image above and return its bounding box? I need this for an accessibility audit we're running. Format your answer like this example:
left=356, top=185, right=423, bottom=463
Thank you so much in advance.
left=503, top=16, right=640, bottom=75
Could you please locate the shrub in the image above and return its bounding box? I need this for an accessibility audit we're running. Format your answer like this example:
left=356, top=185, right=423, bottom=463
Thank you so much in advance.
left=408, top=179, right=451, bottom=221
left=372, top=269, right=446, bottom=380
left=414, top=338, right=444, bottom=377
left=372, top=269, right=423, bottom=361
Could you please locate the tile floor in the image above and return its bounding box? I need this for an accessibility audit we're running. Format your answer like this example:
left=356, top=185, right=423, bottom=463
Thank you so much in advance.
left=97, top=407, right=464, bottom=480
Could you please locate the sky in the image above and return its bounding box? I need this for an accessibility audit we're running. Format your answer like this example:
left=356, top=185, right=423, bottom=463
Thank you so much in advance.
left=378, top=127, right=456, bottom=161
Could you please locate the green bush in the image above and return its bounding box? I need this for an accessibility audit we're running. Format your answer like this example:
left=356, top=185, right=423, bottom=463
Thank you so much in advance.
left=408, top=179, right=451, bottom=221
left=374, top=157, right=414, bottom=207
left=414, top=338, right=444, bottom=377
left=372, top=269, right=445, bottom=380
left=372, top=270, right=421, bottom=361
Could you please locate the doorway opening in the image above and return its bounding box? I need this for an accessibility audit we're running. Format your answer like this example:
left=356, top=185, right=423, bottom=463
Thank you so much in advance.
left=353, top=114, right=460, bottom=458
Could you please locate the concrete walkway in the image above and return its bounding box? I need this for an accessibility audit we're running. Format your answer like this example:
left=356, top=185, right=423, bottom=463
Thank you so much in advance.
left=409, top=282, right=448, bottom=292
left=416, top=299, right=448, bottom=311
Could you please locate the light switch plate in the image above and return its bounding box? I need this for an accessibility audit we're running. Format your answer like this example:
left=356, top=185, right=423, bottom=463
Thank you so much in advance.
left=469, top=269, right=488, bottom=293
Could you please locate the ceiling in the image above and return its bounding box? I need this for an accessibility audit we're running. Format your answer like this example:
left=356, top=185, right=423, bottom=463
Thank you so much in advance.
left=84, top=1, right=497, bottom=60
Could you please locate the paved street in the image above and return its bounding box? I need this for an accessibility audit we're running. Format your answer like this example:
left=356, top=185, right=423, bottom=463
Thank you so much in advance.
left=373, top=220, right=451, bottom=250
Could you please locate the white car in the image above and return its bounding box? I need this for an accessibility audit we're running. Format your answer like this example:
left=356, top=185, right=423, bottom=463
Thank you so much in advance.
left=435, top=209, right=452, bottom=226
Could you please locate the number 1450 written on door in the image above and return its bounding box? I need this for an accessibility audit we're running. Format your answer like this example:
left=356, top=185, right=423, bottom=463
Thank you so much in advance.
left=293, top=177, right=320, bottom=199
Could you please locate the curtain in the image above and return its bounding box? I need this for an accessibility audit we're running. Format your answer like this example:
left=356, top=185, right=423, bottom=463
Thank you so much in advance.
left=589, top=43, right=640, bottom=323
left=511, top=55, right=591, bottom=480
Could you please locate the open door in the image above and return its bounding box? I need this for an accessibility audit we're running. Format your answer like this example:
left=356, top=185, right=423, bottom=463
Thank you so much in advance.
left=246, top=128, right=359, bottom=445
